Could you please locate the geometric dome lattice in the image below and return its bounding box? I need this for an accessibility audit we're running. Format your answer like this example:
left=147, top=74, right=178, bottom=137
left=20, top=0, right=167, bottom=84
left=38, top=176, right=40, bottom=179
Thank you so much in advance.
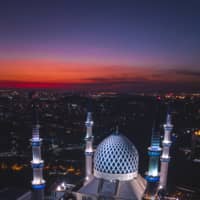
left=94, top=133, right=139, bottom=176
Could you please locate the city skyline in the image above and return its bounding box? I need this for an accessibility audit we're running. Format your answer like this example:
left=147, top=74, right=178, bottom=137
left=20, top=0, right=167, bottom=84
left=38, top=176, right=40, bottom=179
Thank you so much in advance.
left=0, top=1, right=200, bottom=91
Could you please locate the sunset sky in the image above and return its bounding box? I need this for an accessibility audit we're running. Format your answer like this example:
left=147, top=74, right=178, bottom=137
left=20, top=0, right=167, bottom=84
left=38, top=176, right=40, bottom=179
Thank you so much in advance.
left=0, top=1, right=200, bottom=91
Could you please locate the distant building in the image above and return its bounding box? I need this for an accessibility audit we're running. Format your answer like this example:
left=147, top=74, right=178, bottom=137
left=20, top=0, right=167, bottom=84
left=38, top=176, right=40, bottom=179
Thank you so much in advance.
left=191, top=129, right=200, bottom=161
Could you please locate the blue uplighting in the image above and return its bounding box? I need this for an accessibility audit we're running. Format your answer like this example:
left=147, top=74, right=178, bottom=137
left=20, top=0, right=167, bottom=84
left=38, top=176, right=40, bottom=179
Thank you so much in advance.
left=31, top=140, right=42, bottom=146
left=165, top=127, right=173, bottom=131
left=162, top=142, right=172, bottom=147
left=32, top=183, right=45, bottom=190
left=85, top=152, right=93, bottom=156
left=145, top=175, right=160, bottom=183
left=31, top=162, right=44, bottom=168
left=148, top=150, right=161, bottom=157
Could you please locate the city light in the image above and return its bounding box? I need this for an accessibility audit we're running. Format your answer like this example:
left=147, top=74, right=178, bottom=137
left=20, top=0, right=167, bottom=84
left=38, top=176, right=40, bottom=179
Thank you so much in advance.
left=194, top=130, right=200, bottom=136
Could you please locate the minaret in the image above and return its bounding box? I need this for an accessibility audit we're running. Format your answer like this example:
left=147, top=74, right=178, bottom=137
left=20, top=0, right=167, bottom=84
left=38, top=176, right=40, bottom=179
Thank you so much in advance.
left=30, top=108, right=45, bottom=200
left=159, top=110, right=173, bottom=191
left=84, top=112, right=94, bottom=183
left=143, top=124, right=162, bottom=200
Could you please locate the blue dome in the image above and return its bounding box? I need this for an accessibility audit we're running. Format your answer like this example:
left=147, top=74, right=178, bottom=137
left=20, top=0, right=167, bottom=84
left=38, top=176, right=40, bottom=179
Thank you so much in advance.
left=94, top=133, right=139, bottom=181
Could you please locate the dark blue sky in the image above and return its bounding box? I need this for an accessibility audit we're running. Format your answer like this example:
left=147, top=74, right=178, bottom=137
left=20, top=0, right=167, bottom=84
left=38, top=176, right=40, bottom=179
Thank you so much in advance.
left=0, top=1, right=199, bottom=91
left=0, top=1, right=199, bottom=66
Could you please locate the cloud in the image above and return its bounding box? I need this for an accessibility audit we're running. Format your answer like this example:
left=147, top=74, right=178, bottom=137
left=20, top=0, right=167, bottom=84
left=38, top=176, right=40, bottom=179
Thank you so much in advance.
left=173, top=69, right=200, bottom=77
left=83, top=76, right=149, bottom=83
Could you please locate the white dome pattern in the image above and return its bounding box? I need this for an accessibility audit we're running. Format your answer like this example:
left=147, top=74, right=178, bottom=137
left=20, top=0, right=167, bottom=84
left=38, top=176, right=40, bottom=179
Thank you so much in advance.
left=94, top=133, right=139, bottom=180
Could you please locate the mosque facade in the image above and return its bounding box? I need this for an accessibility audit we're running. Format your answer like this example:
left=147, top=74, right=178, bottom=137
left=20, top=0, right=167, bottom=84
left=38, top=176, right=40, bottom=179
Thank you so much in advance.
left=30, top=110, right=173, bottom=200
left=73, top=111, right=173, bottom=200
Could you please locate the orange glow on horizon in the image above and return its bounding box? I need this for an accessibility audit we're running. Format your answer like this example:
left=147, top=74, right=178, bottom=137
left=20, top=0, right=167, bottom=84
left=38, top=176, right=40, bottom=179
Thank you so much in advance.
left=0, top=59, right=199, bottom=89
left=0, top=59, right=156, bottom=82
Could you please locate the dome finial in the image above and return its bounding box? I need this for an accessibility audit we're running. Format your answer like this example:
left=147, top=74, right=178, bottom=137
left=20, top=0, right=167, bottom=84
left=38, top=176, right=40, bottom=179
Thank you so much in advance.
left=115, top=125, right=119, bottom=135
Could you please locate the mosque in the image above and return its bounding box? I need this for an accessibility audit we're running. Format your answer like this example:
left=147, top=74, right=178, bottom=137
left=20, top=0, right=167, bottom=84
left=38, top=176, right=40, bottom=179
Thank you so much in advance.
left=30, top=109, right=173, bottom=200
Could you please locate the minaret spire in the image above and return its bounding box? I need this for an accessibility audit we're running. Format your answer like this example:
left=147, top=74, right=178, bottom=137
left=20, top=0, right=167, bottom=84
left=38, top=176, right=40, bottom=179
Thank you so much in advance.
left=31, top=105, right=45, bottom=200
left=84, top=111, right=94, bottom=183
left=143, top=108, right=162, bottom=200
left=159, top=106, right=173, bottom=191
left=115, top=125, right=119, bottom=135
